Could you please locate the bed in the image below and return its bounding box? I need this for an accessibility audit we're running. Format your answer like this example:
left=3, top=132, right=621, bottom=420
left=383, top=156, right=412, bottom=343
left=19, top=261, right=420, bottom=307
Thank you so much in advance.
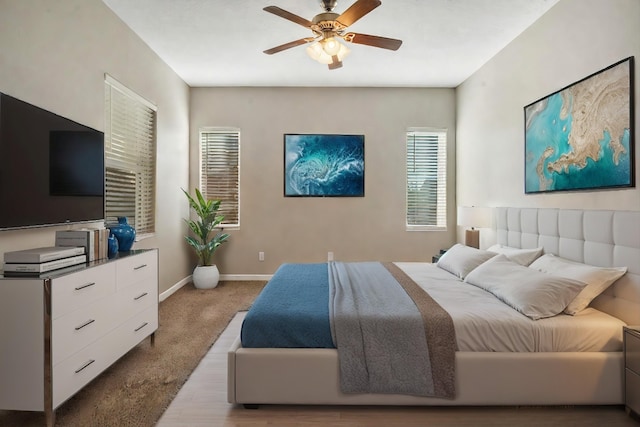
left=228, top=207, right=640, bottom=406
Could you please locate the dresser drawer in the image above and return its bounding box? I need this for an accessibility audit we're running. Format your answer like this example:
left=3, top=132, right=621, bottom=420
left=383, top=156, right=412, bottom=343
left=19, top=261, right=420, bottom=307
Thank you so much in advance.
left=52, top=330, right=114, bottom=408
left=116, top=278, right=157, bottom=322
left=112, top=305, right=158, bottom=358
left=627, top=368, right=640, bottom=415
left=52, top=294, right=117, bottom=366
left=51, top=263, right=116, bottom=319
left=52, top=305, right=157, bottom=408
left=116, top=250, right=157, bottom=290
left=626, top=328, right=640, bottom=375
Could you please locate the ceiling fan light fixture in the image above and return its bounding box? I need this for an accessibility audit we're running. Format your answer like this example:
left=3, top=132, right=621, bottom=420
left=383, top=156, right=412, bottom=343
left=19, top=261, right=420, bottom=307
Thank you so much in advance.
left=321, top=37, right=341, bottom=55
left=336, top=42, right=350, bottom=59
left=306, top=42, right=331, bottom=64
left=306, top=40, right=350, bottom=67
left=335, top=41, right=351, bottom=62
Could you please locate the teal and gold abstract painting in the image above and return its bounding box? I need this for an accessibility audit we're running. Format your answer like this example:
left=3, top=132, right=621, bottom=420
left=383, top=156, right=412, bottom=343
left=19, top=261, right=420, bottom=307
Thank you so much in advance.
left=284, top=134, right=364, bottom=197
left=524, top=57, right=634, bottom=193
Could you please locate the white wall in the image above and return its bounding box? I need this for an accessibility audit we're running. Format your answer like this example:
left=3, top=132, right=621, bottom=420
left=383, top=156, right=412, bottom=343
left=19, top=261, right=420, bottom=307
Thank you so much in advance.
left=0, top=0, right=191, bottom=294
left=456, top=0, right=640, bottom=247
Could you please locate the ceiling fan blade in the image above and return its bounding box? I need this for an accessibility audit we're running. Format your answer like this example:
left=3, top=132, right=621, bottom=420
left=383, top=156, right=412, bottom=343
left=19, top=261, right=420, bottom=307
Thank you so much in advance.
left=264, top=38, right=314, bottom=55
left=336, top=0, right=382, bottom=27
left=263, top=6, right=313, bottom=29
left=343, top=33, right=402, bottom=50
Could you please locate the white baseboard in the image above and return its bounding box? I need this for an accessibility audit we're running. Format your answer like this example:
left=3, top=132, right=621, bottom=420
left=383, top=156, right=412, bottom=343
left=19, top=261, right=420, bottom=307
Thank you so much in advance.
left=159, top=274, right=273, bottom=302
left=159, top=276, right=192, bottom=302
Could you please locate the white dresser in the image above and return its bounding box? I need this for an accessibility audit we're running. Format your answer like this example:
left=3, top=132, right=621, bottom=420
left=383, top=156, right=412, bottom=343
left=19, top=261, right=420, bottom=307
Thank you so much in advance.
left=0, top=249, right=158, bottom=427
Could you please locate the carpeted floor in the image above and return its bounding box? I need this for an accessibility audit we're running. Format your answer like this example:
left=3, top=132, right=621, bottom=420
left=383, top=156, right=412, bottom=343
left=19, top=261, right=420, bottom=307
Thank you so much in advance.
left=0, top=280, right=266, bottom=427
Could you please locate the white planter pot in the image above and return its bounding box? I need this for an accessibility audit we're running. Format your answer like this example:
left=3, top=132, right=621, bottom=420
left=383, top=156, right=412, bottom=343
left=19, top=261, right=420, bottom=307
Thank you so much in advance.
left=192, top=265, right=220, bottom=289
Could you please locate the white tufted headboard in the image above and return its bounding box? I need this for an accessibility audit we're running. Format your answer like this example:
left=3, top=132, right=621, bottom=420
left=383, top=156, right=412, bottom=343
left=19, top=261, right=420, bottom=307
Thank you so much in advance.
left=496, top=207, right=640, bottom=325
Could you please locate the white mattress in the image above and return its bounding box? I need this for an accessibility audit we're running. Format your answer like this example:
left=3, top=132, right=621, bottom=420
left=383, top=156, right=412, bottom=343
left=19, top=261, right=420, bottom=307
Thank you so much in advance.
left=395, top=262, right=625, bottom=352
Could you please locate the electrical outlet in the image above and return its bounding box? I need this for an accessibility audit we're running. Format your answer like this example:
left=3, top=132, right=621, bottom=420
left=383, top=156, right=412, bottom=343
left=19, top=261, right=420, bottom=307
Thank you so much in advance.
left=259, top=251, right=264, bottom=261
left=328, top=251, right=334, bottom=261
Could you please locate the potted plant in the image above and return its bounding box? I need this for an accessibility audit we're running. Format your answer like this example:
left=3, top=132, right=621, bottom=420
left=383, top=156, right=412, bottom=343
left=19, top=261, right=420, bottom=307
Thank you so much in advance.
left=183, top=188, right=230, bottom=289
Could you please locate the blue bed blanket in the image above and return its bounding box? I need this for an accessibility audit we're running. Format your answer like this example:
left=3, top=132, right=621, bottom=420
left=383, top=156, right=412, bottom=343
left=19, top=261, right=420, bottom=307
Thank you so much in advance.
left=241, top=263, right=335, bottom=348
left=240, top=261, right=456, bottom=398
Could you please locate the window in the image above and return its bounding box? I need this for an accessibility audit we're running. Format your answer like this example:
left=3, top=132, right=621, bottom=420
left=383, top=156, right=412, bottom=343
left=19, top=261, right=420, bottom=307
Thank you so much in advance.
left=104, top=75, right=157, bottom=236
left=199, top=128, right=240, bottom=228
left=406, top=128, right=447, bottom=230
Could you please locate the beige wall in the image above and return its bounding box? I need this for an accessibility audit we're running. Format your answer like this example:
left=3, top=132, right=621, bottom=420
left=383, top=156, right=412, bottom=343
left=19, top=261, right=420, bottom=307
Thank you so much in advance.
left=3, top=0, right=636, bottom=284
left=0, top=0, right=191, bottom=294
left=456, top=0, right=640, bottom=248
left=190, top=87, right=456, bottom=274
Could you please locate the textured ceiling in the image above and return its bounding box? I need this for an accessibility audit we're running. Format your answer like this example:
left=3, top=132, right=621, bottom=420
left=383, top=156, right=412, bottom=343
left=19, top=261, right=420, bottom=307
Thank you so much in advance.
left=102, top=0, right=560, bottom=87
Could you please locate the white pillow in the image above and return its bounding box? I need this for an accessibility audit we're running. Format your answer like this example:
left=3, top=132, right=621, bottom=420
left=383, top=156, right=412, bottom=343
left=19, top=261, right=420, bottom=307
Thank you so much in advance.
left=436, top=243, right=496, bottom=279
left=487, top=244, right=543, bottom=266
left=528, top=254, right=627, bottom=315
left=465, top=255, right=586, bottom=320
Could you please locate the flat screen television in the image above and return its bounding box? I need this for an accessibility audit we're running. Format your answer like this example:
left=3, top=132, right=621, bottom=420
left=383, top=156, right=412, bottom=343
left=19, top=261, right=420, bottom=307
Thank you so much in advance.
left=0, top=92, right=105, bottom=230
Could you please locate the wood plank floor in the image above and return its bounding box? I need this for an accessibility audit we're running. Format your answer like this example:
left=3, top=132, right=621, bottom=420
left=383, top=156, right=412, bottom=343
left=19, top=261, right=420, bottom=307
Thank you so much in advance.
left=157, top=313, right=639, bottom=427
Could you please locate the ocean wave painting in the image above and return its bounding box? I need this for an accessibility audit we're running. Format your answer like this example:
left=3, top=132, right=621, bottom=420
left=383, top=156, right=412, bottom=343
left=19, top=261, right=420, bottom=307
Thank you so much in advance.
left=284, top=134, right=365, bottom=197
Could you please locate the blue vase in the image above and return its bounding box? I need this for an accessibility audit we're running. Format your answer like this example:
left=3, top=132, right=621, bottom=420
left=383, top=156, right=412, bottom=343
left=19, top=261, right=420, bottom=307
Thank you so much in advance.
left=108, top=233, right=119, bottom=258
left=110, top=217, right=136, bottom=252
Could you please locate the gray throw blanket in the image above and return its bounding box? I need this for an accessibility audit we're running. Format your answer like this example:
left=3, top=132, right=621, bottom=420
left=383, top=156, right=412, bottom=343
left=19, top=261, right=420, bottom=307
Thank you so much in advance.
left=328, top=261, right=456, bottom=398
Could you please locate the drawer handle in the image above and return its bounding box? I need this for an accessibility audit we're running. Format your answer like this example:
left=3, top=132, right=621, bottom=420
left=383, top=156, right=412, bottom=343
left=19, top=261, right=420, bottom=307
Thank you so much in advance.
left=134, top=322, right=148, bottom=332
left=75, top=319, right=95, bottom=331
left=134, top=292, right=148, bottom=301
left=134, top=264, right=148, bottom=271
left=74, top=282, right=96, bottom=291
left=75, top=359, right=95, bottom=374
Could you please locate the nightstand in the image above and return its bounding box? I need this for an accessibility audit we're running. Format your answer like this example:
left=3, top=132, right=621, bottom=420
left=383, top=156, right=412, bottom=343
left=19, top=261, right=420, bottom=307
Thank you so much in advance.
left=624, top=326, right=640, bottom=415
left=431, top=249, right=447, bottom=264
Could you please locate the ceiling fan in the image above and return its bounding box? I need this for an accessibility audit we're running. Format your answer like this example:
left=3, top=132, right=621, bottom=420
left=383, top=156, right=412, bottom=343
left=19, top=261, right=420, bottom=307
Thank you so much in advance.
left=263, top=0, right=403, bottom=70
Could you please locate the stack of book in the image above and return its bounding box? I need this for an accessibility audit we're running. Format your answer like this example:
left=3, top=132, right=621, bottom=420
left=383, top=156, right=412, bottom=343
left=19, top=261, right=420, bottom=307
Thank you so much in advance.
left=3, top=246, right=87, bottom=275
left=55, top=228, right=109, bottom=262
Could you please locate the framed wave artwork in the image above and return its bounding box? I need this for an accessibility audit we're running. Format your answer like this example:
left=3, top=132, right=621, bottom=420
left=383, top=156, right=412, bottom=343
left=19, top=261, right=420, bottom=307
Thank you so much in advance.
left=284, top=134, right=365, bottom=197
left=524, top=56, right=634, bottom=193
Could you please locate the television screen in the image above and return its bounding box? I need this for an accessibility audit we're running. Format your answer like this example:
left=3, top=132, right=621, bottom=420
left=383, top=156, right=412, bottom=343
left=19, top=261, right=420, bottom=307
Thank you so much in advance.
left=0, top=92, right=105, bottom=230
left=49, top=131, right=105, bottom=197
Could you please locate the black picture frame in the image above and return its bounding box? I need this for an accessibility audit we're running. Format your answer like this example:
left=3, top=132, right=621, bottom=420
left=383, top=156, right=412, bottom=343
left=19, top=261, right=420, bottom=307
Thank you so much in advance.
left=284, top=134, right=365, bottom=197
left=524, top=56, right=634, bottom=194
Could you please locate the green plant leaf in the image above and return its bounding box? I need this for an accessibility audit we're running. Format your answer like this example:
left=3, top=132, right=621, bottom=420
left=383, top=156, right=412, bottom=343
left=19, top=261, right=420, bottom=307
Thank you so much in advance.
left=182, top=188, right=230, bottom=266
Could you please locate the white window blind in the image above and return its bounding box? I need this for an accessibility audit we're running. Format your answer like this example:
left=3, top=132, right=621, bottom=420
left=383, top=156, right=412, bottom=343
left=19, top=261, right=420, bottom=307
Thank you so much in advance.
left=199, top=128, right=240, bottom=227
left=406, top=128, right=447, bottom=230
left=104, top=75, right=157, bottom=236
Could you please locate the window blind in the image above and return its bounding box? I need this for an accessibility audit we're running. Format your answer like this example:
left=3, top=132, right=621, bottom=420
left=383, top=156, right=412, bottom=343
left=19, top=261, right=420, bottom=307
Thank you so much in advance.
left=199, top=128, right=240, bottom=227
left=406, top=128, right=447, bottom=230
left=104, top=75, right=157, bottom=236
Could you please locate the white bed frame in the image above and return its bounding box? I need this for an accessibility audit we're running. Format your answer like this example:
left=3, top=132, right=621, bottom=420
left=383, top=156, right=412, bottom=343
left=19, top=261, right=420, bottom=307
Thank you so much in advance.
left=228, top=207, right=640, bottom=406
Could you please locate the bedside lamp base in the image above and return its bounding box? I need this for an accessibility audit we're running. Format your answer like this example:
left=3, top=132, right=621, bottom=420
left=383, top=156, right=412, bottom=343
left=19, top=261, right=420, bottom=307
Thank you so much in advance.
left=465, top=229, right=480, bottom=249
